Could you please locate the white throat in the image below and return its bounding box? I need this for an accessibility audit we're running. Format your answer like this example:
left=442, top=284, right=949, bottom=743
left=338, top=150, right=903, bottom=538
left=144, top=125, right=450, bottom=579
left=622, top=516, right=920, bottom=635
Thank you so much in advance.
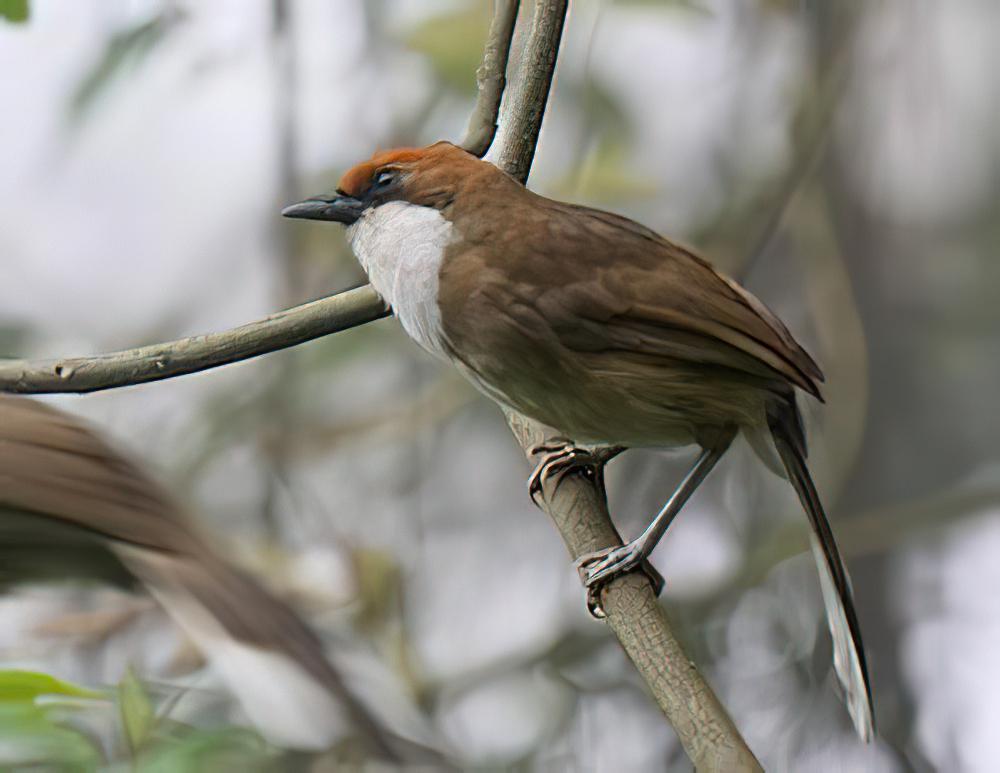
left=346, top=201, right=454, bottom=358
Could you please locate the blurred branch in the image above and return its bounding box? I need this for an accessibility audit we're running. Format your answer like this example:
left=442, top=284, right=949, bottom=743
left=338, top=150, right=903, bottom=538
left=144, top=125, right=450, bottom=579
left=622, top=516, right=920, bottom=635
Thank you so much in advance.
left=495, top=3, right=760, bottom=770
left=0, top=286, right=389, bottom=394
left=732, top=15, right=855, bottom=283
left=462, top=0, right=519, bottom=157
left=692, top=470, right=1000, bottom=612
left=274, top=376, right=476, bottom=457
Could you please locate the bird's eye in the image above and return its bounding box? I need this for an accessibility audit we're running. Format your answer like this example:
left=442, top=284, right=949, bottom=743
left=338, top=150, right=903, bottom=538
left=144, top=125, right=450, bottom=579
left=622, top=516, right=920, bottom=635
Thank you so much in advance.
left=374, top=170, right=395, bottom=189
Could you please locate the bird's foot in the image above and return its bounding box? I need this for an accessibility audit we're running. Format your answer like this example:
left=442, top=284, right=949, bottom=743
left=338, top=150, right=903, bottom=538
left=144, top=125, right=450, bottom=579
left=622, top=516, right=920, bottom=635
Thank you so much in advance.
left=527, top=440, right=603, bottom=506
left=574, top=542, right=665, bottom=618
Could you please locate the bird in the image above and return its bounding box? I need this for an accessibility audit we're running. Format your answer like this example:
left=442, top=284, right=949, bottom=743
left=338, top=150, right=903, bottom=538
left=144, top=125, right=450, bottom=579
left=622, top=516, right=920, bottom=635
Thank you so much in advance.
left=282, top=140, right=874, bottom=740
left=0, top=395, right=401, bottom=757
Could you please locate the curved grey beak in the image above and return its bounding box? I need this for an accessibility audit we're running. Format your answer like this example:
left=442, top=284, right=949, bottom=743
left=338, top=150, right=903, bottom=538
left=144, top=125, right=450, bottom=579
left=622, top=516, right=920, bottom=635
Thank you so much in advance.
left=281, top=194, right=365, bottom=225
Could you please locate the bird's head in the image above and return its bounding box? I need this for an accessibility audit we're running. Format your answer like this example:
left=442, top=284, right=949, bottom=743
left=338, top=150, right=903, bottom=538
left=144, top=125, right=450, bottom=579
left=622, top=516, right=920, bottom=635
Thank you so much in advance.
left=282, top=141, right=483, bottom=226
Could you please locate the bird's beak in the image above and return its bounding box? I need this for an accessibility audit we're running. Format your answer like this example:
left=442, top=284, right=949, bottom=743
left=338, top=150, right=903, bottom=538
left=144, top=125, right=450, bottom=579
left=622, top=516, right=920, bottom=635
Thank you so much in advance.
left=281, top=194, right=365, bottom=225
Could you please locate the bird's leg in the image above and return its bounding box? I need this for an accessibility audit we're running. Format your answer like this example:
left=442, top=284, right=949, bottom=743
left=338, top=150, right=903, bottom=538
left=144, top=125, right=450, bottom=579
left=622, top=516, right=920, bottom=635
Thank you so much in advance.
left=527, top=439, right=624, bottom=506
left=527, top=440, right=663, bottom=614
left=576, top=435, right=734, bottom=612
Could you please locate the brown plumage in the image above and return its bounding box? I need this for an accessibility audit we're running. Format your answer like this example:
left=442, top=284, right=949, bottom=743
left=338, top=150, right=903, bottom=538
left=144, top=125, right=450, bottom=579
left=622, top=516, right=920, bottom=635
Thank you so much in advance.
left=284, top=140, right=874, bottom=740
left=0, top=396, right=396, bottom=755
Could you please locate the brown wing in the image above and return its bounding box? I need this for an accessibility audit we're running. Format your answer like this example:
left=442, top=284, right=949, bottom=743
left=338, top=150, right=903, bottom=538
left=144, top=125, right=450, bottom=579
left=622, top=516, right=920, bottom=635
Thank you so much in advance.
left=528, top=201, right=825, bottom=399
left=0, top=396, right=201, bottom=552
left=0, top=396, right=396, bottom=755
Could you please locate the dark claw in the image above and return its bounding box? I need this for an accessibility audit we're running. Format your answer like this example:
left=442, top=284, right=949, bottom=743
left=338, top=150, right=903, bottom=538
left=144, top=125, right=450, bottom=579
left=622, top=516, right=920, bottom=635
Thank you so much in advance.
left=575, top=545, right=665, bottom=618
left=527, top=442, right=601, bottom=506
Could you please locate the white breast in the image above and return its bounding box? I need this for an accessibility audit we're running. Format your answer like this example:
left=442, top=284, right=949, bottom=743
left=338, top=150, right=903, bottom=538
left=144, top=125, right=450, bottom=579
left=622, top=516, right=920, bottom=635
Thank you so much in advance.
left=346, top=201, right=453, bottom=358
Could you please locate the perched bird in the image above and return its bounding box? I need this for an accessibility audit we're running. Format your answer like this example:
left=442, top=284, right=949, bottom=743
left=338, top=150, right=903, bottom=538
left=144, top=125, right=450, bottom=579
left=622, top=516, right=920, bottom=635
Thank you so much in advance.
left=0, top=396, right=397, bottom=756
left=282, top=140, right=874, bottom=740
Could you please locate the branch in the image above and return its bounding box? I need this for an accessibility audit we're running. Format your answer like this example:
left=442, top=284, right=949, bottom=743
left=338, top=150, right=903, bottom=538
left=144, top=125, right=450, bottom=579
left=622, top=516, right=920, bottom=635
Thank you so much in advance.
left=504, top=423, right=761, bottom=771
left=495, top=4, right=762, bottom=770
left=461, top=0, right=519, bottom=157
left=3, top=3, right=763, bottom=768
left=492, top=0, right=566, bottom=183
left=0, top=0, right=524, bottom=397
left=0, top=286, right=389, bottom=394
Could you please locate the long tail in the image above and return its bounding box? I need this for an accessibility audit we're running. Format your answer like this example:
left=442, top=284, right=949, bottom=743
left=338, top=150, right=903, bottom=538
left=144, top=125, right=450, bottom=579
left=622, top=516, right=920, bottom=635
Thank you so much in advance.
left=767, top=400, right=874, bottom=741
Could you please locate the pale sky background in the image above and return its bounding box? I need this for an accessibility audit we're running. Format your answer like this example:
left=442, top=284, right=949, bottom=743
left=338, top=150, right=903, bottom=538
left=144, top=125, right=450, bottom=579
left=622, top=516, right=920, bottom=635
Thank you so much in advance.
left=2, top=1, right=999, bottom=770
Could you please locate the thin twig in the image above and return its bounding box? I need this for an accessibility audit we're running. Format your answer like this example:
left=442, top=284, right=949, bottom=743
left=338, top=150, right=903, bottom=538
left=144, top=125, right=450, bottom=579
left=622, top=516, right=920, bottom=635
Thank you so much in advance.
left=462, top=0, right=520, bottom=157
left=0, top=286, right=389, bottom=394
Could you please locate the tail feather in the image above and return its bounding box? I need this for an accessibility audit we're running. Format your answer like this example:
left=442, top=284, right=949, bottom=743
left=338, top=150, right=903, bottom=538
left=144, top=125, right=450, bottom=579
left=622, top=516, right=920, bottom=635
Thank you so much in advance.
left=767, top=401, right=874, bottom=741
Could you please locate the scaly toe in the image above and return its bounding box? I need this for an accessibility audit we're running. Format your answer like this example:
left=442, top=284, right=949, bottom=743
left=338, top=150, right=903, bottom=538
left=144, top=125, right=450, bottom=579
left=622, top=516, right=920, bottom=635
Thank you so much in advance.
left=575, top=544, right=665, bottom=617
left=527, top=445, right=599, bottom=505
left=572, top=545, right=615, bottom=573
left=527, top=438, right=573, bottom=457
left=581, top=544, right=643, bottom=588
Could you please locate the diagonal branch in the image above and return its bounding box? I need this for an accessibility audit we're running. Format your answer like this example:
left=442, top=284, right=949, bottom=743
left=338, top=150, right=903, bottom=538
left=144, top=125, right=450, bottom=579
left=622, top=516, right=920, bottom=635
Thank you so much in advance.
left=494, top=2, right=761, bottom=770
left=507, top=416, right=761, bottom=772
left=0, top=286, right=388, bottom=394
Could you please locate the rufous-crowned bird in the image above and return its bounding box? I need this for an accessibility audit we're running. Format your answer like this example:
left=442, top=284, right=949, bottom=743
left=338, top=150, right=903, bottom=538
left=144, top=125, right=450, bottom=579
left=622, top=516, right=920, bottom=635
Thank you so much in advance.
left=283, top=141, right=873, bottom=740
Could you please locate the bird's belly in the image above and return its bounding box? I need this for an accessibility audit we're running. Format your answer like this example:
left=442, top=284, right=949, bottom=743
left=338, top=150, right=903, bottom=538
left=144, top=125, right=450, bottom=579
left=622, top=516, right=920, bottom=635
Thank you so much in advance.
left=347, top=202, right=453, bottom=359
left=456, top=358, right=700, bottom=449
left=539, top=399, right=697, bottom=448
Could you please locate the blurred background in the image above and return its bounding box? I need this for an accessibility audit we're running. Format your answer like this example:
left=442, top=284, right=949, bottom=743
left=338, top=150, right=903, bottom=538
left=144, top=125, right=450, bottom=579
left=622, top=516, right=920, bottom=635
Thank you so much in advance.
left=1, top=0, right=998, bottom=769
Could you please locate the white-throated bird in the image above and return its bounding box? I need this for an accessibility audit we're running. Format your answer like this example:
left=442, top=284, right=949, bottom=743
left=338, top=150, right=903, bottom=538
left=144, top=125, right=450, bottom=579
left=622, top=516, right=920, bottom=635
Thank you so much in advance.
left=283, top=140, right=874, bottom=740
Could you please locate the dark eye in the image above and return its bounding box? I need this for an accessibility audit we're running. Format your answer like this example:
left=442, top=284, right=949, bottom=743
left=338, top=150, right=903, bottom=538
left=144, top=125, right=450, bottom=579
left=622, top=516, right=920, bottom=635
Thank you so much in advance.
left=374, top=170, right=395, bottom=189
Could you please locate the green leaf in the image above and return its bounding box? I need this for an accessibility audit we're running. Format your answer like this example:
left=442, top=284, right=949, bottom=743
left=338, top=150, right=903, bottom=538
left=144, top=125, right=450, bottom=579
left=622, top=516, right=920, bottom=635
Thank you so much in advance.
left=69, top=9, right=183, bottom=121
left=118, top=667, right=155, bottom=754
left=404, top=5, right=491, bottom=94
left=138, top=727, right=273, bottom=773
left=0, top=703, right=102, bottom=769
left=0, top=670, right=103, bottom=702
left=0, top=0, right=29, bottom=24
